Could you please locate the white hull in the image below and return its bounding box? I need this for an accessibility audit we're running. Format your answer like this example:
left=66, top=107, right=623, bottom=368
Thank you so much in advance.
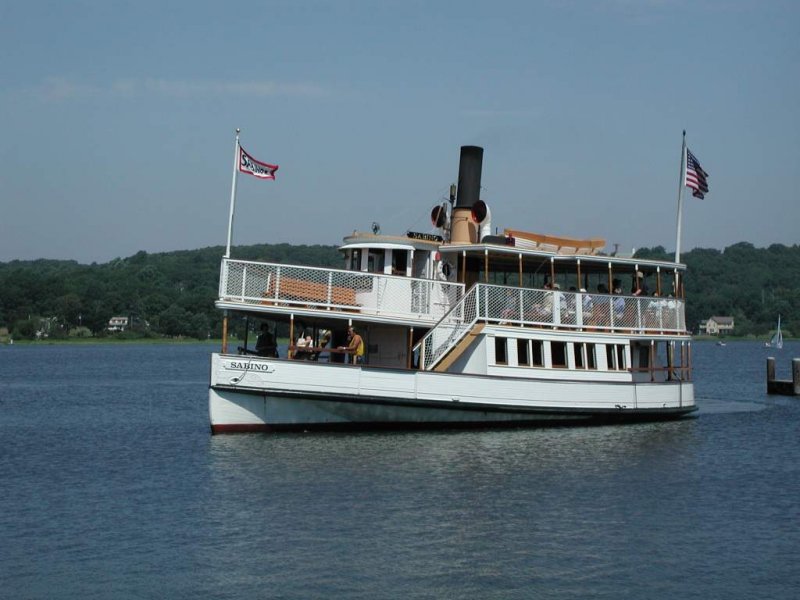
left=209, top=354, right=695, bottom=432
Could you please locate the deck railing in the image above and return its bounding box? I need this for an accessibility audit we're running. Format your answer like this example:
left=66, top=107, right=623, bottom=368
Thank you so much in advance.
left=218, top=258, right=464, bottom=321
left=415, top=283, right=687, bottom=371
left=415, top=286, right=480, bottom=370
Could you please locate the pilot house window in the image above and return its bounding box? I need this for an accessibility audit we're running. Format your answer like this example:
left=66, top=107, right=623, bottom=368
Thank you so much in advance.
left=367, top=250, right=385, bottom=273
left=349, top=249, right=361, bottom=271
left=391, top=250, right=407, bottom=275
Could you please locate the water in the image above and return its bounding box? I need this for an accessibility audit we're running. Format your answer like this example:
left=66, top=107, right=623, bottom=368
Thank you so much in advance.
left=1, top=341, right=799, bottom=599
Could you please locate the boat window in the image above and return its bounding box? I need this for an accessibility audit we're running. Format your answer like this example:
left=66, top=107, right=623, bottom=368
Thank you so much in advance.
left=412, top=252, right=428, bottom=278
left=605, top=344, right=627, bottom=371
left=495, top=337, right=508, bottom=365
left=531, top=340, right=544, bottom=367
left=517, top=339, right=529, bottom=366
left=637, top=344, right=650, bottom=369
left=617, top=345, right=627, bottom=371
left=574, top=343, right=585, bottom=369
left=605, top=344, right=616, bottom=370
left=367, top=249, right=385, bottom=273
left=349, top=249, right=361, bottom=271
left=654, top=342, right=668, bottom=368
left=392, top=250, right=407, bottom=276
left=586, top=343, right=597, bottom=370
left=551, top=341, right=567, bottom=368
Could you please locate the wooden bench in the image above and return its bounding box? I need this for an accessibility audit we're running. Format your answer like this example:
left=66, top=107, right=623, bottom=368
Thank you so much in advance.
left=264, top=277, right=357, bottom=306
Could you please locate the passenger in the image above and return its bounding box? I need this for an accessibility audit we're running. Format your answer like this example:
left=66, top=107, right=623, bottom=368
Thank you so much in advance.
left=632, top=272, right=649, bottom=297
left=593, top=283, right=610, bottom=326
left=564, top=286, right=577, bottom=323
left=340, top=326, right=365, bottom=365
left=312, top=330, right=332, bottom=361
left=542, top=281, right=555, bottom=317
left=646, top=292, right=663, bottom=328
left=580, top=288, right=593, bottom=324
left=550, top=283, right=563, bottom=326
left=501, top=289, right=518, bottom=323
left=612, top=279, right=625, bottom=321
left=255, top=324, right=278, bottom=358
left=294, top=332, right=311, bottom=360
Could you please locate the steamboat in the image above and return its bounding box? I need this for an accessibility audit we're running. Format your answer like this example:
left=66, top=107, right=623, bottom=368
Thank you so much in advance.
left=209, top=145, right=695, bottom=432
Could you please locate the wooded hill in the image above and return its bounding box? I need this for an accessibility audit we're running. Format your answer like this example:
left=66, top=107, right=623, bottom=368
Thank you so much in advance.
left=1, top=241, right=796, bottom=340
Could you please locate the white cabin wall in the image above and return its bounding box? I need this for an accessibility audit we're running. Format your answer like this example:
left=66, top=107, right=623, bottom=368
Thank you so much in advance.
left=412, top=251, right=435, bottom=279
left=367, top=326, right=408, bottom=368
left=449, top=333, right=488, bottom=375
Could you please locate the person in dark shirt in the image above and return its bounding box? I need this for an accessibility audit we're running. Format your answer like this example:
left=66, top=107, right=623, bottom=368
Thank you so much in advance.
left=255, top=324, right=278, bottom=357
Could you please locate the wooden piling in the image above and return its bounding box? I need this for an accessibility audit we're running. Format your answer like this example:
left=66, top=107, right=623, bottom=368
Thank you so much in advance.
left=767, top=357, right=800, bottom=396
left=794, top=358, right=800, bottom=396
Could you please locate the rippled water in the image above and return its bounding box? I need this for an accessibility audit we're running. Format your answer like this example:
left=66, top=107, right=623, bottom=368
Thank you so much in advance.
left=1, top=341, right=799, bottom=599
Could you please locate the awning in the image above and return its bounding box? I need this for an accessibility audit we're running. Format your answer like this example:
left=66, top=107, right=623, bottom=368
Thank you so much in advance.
left=339, top=242, right=417, bottom=251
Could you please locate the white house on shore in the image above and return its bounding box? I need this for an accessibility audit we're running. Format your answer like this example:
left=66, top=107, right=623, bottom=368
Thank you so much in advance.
left=700, top=316, right=735, bottom=336
left=107, top=316, right=129, bottom=332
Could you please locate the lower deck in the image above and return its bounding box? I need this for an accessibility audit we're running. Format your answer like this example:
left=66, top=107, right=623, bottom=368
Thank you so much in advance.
left=239, top=320, right=692, bottom=384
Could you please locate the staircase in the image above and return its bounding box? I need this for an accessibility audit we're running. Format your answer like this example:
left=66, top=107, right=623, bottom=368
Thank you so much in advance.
left=414, top=285, right=481, bottom=371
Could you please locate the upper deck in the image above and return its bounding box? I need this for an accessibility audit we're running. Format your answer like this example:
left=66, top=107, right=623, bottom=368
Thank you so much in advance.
left=216, top=256, right=687, bottom=337
left=217, top=257, right=464, bottom=326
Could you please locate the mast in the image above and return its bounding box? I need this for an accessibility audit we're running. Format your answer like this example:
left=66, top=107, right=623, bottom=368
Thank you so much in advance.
left=672, top=131, right=688, bottom=300
left=674, top=131, right=687, bottom=264
left=224, top=128, right=241, bottom=259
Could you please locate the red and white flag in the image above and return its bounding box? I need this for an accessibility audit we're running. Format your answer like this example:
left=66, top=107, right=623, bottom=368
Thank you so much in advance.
left=238, top=145, right=279, bottom=180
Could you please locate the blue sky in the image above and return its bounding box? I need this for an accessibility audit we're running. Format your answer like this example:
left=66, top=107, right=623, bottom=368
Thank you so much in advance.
left=1, top=0, right=797, bottom=263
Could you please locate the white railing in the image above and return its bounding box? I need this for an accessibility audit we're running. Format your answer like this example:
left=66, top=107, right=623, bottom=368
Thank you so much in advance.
left=415, top=283, right=687, bottom=371
left=218, top=259, right=464, bottom=321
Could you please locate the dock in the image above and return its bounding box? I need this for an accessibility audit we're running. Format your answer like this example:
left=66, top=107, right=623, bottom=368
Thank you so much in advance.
left=766, top=357, right=800, bottom=396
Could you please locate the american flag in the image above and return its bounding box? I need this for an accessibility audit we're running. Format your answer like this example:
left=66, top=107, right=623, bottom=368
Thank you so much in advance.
left=684, top=147, right=709, bottom=199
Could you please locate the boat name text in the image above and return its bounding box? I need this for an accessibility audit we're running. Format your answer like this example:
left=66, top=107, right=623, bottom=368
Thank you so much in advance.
left=227, top=361, right=275, bottom=372
left=407, top=231, right=443, bottom=242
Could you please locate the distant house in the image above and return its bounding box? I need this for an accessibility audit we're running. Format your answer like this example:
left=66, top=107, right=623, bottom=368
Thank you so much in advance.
left=701, top=316, right=735, bottom=336
left=107, top=316, right=129, bottom=332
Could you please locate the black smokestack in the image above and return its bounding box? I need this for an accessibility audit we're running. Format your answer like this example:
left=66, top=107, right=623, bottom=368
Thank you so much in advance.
left=455, top=146, right=483, bottom=208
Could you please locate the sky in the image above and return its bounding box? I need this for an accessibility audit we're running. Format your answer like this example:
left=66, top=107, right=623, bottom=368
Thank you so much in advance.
left=1, top=0, right=798, bottom=264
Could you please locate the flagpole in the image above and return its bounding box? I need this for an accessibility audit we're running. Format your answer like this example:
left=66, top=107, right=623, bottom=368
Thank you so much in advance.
left=674, top=130, right=687, bottom=264
left=224, top=128, right=241, bottom=258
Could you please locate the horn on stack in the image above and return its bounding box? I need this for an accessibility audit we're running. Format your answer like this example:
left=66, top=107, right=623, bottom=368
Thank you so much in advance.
left=471, top=199, right=492, bottom=242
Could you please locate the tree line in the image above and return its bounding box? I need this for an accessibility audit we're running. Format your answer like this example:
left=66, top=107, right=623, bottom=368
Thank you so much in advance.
left=635, top=242, right=798, bottom=337
left=0, top=244, right=342, bottom=341
left=1, top=241, right=796, bottom=340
